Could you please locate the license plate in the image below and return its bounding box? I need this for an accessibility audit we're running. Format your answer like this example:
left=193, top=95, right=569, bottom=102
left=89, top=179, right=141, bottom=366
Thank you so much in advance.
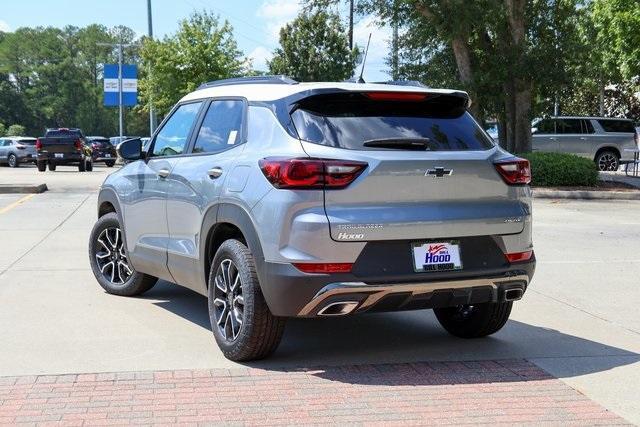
left=412, top=241, right=462, bottom=272
left=54, top=153, right=64, bottom=159
left=104, top=153, right=111, bottom=158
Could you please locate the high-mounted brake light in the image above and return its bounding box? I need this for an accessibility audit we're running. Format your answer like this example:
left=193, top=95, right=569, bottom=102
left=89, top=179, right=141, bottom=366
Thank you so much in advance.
left=494, top=158, right=531, bottom=185
left=505, top=250, right=533, bottom=263
left=293, top=263, right=353, bottom=274
left=259, top=158, right=367, bottom=189
left=364, top=92, right=427, bottom=102
left=35, top=138, right=42, bottom=150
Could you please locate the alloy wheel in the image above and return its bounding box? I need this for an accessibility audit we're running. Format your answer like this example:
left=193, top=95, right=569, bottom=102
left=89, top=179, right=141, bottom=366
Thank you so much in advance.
left=8, top=155, right=16, bottom=167
left=94, top=227, right=133, bottom=285
left=212, top=259, right=245, bottom=341
left=598, top=154, right=618, bottom=171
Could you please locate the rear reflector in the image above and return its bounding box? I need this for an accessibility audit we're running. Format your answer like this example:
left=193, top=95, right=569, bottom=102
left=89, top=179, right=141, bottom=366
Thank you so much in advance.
left=293, top=263, right=353, bottom=274
left=259, top=158, right=366, bottom=189
left=505, top=250, right=533, bottom=263
left=364, top=92, right=427, bottom=102
left=494, top=158, right=531, bottom=185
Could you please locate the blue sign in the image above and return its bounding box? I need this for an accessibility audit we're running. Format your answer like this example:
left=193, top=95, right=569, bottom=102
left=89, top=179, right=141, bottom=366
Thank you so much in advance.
left=104, top=64, right=138, bottom=106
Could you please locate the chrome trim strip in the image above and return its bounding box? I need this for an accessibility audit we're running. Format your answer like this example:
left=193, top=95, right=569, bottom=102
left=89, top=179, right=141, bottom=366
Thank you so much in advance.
left=298, top=274, right=529, bottom=316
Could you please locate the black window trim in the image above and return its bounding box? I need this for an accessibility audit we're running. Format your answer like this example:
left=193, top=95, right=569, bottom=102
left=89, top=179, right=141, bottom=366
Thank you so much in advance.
left=184, top=96, right=249, bottom=157
left=146, top=99, right=207, bottom=160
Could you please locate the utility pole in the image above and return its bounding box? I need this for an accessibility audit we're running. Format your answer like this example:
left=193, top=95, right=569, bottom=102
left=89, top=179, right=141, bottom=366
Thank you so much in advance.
left=348, top=0, right=354, bottom=50
left=147, top=0, right=156, bottom=135
left=391, top=0, right=399, bottom=80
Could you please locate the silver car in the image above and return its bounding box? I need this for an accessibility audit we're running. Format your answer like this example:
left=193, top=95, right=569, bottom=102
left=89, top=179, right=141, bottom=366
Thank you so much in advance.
left=532, top=116, right=638, bottom=171
left=88, top=77, right=535, bottom=361
left=0, top=136, right=37, bottom=167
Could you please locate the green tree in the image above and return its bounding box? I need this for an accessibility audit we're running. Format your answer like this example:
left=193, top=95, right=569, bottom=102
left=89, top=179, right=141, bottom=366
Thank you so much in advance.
left=0, top=122, right=5, bottom=136
left=268, top=11, right=358, bottom=81
left=140, top=11, right=247, bottom=116
left=6, top=124, right=26, bottom=136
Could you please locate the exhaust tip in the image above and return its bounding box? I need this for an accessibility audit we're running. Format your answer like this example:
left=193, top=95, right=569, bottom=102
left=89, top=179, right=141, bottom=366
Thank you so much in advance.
left=504, top=288, right=524, bottom=302
left=317, top=301, right=359, bottom=316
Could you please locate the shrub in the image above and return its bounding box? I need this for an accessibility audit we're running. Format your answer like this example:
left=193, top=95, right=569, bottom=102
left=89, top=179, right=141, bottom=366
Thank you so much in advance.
left=5, top=124, right=26, bottom=136
left=518, top=152, right=598, bottom=187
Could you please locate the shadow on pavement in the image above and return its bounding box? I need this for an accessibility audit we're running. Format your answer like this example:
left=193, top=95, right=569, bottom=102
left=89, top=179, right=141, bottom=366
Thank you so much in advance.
left=146, top=280, right=639, bottom=382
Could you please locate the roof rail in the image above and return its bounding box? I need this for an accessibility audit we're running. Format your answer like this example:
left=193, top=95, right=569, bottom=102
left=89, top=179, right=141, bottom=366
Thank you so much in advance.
left=376, top=80, right=429, bottom=88
left=197, top=75, right=298, bottom=90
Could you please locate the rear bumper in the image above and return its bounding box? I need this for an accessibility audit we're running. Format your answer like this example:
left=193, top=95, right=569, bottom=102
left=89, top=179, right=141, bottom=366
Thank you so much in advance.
left=259, top=258, right=535, bottom=317
left=37, top=153, right=84, bottom=164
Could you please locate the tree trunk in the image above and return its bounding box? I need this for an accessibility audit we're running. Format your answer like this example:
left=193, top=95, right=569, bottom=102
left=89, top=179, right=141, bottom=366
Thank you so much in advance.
left=503, top=81, right=516, bottom=152
left=415, top=3, right=481, bottom=118
left=504, top=0, right=532, bottom=153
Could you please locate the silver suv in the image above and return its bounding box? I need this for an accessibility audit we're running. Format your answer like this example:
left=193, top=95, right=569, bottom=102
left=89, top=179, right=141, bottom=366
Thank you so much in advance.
left=532, top=116, right=639, bottom=171
left=89, top=77, right=535, bottom=361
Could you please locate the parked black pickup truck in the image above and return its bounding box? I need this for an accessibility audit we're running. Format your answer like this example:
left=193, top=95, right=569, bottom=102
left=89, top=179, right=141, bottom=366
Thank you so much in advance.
left=36, top=128, right=93, bottom=172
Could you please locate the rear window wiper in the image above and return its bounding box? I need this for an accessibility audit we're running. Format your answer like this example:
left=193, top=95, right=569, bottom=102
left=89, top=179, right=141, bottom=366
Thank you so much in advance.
left=362, top=137, right=432, bottom=150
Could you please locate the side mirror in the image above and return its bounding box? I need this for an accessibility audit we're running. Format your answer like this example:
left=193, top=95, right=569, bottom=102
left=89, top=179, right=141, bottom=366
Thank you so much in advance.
left=117, top=138, right=142, bottom=161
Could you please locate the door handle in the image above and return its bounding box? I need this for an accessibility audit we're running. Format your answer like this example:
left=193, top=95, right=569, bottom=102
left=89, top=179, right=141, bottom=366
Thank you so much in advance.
left=157, top=168, right=170, bottom=178
left=579, top=137, right=587, bottom=140
left=549, top=137, right=558, bottom=141
left=208, top=167, right=223, bottom=179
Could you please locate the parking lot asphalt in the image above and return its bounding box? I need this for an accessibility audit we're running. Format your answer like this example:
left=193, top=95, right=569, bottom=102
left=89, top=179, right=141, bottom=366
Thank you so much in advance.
left=0, top=164, right=639, bottom=424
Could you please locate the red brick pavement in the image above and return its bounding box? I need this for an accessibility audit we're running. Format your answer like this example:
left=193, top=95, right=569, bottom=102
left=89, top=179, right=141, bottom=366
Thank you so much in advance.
left=0, top=359, right=628, bottom=426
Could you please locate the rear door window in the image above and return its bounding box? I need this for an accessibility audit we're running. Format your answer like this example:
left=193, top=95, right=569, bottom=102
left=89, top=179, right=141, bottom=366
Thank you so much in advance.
left=192, top=100, right=244, bottom=154
left=582, top=120, right=595, bottom=134
left=555, top=119, right=583, bottom=134
left=291, top=92, right=493, bottom=151
left=598, top=119, right=635, bottom=133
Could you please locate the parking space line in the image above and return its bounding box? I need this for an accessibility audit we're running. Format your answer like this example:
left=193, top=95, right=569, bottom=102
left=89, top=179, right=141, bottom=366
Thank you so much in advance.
left=0, top=194, right=36, bottom=214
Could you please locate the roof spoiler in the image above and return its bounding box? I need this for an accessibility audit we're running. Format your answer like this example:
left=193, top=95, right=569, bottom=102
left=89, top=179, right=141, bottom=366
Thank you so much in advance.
left=198, top=75, right=298, bottom=90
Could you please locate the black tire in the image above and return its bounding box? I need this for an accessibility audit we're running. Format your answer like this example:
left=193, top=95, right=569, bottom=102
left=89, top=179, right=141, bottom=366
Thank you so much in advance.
left=8, top=154, right=18, bottom=168
left=78, top=159, right=86, bottom=172
left=88, top=212, right=157, bottom=296
left=208, top=239, right=285, bottom=361
left=37, top=161, right=46, bottom=172
left=105, top=160, right=116, bottom=167
left=48, top=162, right=56, bottom=171
left=434, top=301, right=513, bottom=338
left=595, top=150, right=619, bottom=171
left=86, top=159, right=93, bottom=171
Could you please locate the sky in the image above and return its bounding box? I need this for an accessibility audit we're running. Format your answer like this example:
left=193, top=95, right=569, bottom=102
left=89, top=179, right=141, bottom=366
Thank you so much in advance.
left=0, top=0, right=391, bottom=81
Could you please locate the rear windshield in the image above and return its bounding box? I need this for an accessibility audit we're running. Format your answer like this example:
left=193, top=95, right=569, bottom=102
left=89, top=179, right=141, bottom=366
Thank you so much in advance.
left=45, top=129, right=83, bottom=138
left=291, top=92, right=494, bottom=151
left=18, top=139, right=36, bottom=145
left=598, top=119, right=635, bottom=133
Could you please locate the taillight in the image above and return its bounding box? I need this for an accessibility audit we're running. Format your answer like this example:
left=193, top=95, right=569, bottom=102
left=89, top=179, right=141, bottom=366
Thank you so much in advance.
left=494, top=158, right=531, bottom=185
left=293, top=263, right=353, bottom=274
left=259, top=158, right=367, bottom=189
left=505, top=250, right=533, bottom=263
left=75, top=139, right=82, bottom=151
left=35, top=139, right=42, bottom=150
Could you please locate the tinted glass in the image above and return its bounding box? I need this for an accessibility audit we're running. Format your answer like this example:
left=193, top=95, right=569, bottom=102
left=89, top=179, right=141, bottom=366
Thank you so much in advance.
left=535, top=119, right=554, bottom=134
left=291, top=93, right=493, bottom=151
left=582, top=120, right=595, bottom=134
left=152, top=102, right=203, bottom=157
left=193, top=100, right=244, bottom=154
left=45, top=129, right=83, bottom=138
left=555, top=119, right=582, bottom=134
left=598, top=119, right=635, bottom=133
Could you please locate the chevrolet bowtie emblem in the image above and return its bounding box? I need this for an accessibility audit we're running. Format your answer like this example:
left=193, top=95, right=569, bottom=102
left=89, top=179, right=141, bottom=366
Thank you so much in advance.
left=425, top=167, right=453, bottom=178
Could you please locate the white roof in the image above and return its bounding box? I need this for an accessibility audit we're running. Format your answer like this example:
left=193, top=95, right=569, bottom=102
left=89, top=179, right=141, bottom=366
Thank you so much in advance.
left=3, top=136, right=35, bottom=140
left=180, top=81, right=468, bottom=103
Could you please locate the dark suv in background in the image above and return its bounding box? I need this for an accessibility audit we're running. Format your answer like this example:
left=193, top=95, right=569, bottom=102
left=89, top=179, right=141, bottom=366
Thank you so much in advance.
left=87, top=136, right=117, bottom=167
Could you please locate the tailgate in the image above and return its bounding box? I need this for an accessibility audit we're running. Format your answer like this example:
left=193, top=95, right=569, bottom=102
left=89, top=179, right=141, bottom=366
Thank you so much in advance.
left=40, top=137, right=79, bottom=153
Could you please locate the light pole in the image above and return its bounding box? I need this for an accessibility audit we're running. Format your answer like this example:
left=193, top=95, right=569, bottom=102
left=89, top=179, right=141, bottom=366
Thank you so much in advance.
left=147, top=0, right=156, bottom=135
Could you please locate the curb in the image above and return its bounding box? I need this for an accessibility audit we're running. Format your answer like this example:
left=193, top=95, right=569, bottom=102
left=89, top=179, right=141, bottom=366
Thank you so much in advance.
left=0, top=183, right=48, bottom=194
left=533, top=189, right=640, bottom=200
